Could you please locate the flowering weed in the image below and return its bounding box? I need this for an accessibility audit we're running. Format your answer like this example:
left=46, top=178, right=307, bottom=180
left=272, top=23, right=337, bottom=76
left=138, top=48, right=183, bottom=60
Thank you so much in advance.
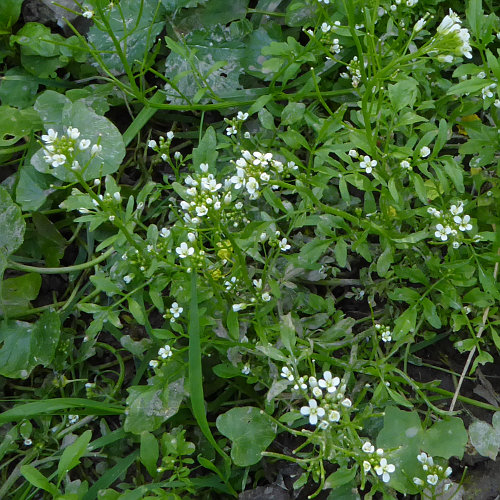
left=1, top=0, right=500, bottom=498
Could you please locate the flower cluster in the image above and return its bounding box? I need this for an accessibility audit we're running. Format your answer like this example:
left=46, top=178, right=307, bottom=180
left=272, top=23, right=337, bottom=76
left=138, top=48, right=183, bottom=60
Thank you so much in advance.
left=149, top=344, right=174, bottom=369
left=348, top=150, right=377, bottom=174
left=413, top=452, right=453, bottom=490
left=375, top=324, right=392, bottom=342
left=281, top=367, right=352, bottom=429
left=148, top=131, right=175, bottom=161
left=41, top=127, right=101, bottom=173
left=163, top=302, right=183, bottom=323
left=224, top=111, right=249, bottom=136
left=361, top=441, right=396, bottom=483
left=340, top=56, right=362, bottom=87
left=230, top=150, right=297, bottom=200
left=432, top=9, right=472, bottom=60
left=428, top=200, right=473, bottom=248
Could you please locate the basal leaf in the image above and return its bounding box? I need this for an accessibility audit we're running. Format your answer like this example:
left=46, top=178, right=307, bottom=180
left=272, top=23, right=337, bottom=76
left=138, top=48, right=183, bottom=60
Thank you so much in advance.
left=216, top=406, right=276, bottom=466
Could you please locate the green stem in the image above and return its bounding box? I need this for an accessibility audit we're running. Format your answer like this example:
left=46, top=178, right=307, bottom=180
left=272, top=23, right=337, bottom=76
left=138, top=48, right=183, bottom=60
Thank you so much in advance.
left=7, top=248, right=115, bottom=275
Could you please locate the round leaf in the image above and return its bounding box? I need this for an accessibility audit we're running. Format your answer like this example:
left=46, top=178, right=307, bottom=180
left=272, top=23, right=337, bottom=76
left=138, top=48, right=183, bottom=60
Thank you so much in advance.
left=216, top=406, right=276, bottom=466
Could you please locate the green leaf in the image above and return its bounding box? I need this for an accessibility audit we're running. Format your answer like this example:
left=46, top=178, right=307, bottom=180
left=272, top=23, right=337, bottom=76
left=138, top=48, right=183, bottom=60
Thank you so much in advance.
left=376, top=245, right=393, bottom=278
left=128, top=298, right=146, bottom=325
left=20, top=465, right=58, bottom=495
left=0, top=68, right=39, bottom=108
left=192, top=126, right=218, bottom=167
left=31, top=92, right=126, bottom=182
left=0, top=273, right=42, bottom=316
left=441, top=157, right=464, bottom=193
left=163, top=25, right=244, bottom=104
left=469, top=419, right=500, bottom=460
left=422, top=418, right=467, bottom=459
left=0, top=106, right=42, bottom=146
left=392, top=307, right=417, bottom=340
left=30, top=311, right=61, bottom=367
left=124, top=377, right=184, bottom=434
left=0, top=186, right=25, bottom=257
left=258, top=107, right=275, bottom=130
left=58, top=430, right=92, bottom=479
left=334, top=238, right=348, bottom=267
left=447, top=78, right=492, bottom=96
left=325, top=467, right=357, bottom=489
left=140, top=431, right=159, bottom=477
left=377, top=407, right=424, bottom=493
left=422, top=298, right=441, bottom=329
left=0, top=0, right=23, bottom=30
left=87, top=0, right=165, bottom=73
left=388, top=78, right=419, bottom=111
left=216, top=406, right=276, bottom=466
left=281, top=102, right=306, bottom=125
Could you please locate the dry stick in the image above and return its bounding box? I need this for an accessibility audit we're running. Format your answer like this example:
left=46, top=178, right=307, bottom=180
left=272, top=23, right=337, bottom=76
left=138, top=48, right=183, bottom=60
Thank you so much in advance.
left=449, top=239, right=500, bottom=412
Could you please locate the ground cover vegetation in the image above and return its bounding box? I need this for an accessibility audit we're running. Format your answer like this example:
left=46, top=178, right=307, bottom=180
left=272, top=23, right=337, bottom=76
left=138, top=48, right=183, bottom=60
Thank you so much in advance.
left=1, top=0, right=500, bottom=498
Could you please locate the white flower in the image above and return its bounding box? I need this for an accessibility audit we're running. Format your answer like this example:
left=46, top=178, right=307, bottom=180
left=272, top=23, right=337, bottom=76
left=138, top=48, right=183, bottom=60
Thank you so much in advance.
left=482, top=85, right=495, bottom=100
left=237, top=111, right=249, bottom=121
left=261, top=292, right=271, bottom=302
left=318, top=371, right=340, bottom=393
left=82, top=8, right=94, bottom=18
left=166, top=131, right=174, bottom=140
left=300, top=399, right=325, bottom=426
left=160, top=228, right=170, bottom=238
left=400, top=160, right=411, bottom=170
left=309, top=376, right=318, bottom=388
left=175, top=242, right=194, bottom=258
left=381, top=330, right=392, bottom=342
left=113, top=192, right=121, bottom=202
left=195, top=205, right=208, bottom=217
left=328, top=410, right=340, bottom=422
left=312, top=386, right=323, bottom=398
left=293, top=377, right=307, bottom=391
left=71, top=160, right=80, bottom=171
left=374, top=458, right=395, bottom=483
left=438, top=54, right=454, bottom=63
left=232, top=303, right=246, bottom=312
left=123, top=274, right=133, bottom=284
left=278, top=238, right=291, bottom=251
left=494, top=99, right=500, bottom=108
left=413, top=477, right=424, bottom=486
left=445, top=466, right=452, bottom=477
left=450, top=202, right=464, bottom=215
left=363, top=461, right=371, bottom=472
left=341, top=397, right=352, bottom=407
left=321, top=22, right=331, bottom=33
left=427, top=474, right=439, bottom=486
left=414, top=18, right=426, bottom=32
left=281, top=366, right=294, bottom=381
left=241, top=363, right=251, bottom=375
left=169, top=302, right=183, bottom=318
left=51, top=154, right=66, bottom=167
left=435, top=223, right=451, bottom=241
left=436, top=10, right=462, bottom=35
left=226, top=126, right=237, bottom=136
left=91, top=144, right=102, bottom=157
left=362, top=441, right=375, bottom=453
left=149, top=359, right=159, bottom=368
left=79, top=139, right=91, bottom=150
left=419, top=146, right=431, bottom=158
left=66, top=126, right=80, bottom=139
left=42, top=128, right=58, bottom=143
left=246, top=177, right=259, bottom=195
left=148, top=139, right=157, bottom=149
left=453, top=214, right=472, bottom=231
left=68, top=415, right=79, bottom=424
left=417, top=452, right=433, bottom=466
left=158, top=345, right=173, bottom=358
left=359, top=155, right=377, bottom=174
